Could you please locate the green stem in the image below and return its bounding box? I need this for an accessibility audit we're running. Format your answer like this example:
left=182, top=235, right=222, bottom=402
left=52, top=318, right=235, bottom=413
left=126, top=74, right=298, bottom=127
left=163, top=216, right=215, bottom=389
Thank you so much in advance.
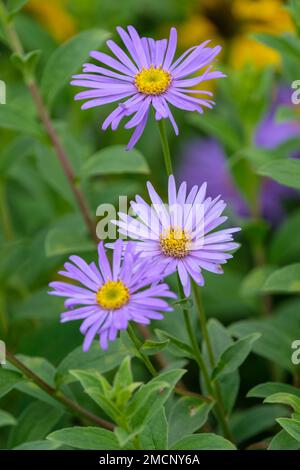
left=127, top=323, right=158, bottom=377
left=192, top=282, right=233, bottom=441
left=155, top=115, right=234, bottom=442
left=6, top=351, right=114, bottom=430
left=157, top=120, right=173, bottom=176
left=178, top=277, right=233, bottom=442
left=192, top=282, right=215, bottom=369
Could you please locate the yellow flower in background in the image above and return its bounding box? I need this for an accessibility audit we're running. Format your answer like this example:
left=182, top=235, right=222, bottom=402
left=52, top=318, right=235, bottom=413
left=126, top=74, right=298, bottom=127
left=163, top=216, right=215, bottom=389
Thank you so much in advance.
left=177, top=0, right=294, bottom=69
left=177, top=15, right=219, bottom=49
left=230, top=36, right=281, bottom=68
left=26, top=0, right=76, bottom=42
left=230, top=0, right=294, bottom=68
left=232, top=0, right=293, bottom=34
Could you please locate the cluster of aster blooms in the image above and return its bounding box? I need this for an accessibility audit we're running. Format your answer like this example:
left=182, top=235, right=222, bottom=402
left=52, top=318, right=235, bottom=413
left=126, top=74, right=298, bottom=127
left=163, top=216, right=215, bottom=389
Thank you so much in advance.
left=49, top=26, right=240, bottom=351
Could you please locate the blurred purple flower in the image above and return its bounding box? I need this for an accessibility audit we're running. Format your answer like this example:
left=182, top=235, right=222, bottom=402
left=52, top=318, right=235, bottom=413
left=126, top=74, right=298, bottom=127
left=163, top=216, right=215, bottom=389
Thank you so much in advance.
left=179, top=87, right=300, bottom=223
left=49, top=239, right=175, bottom=351
left=71, top=26, right=224, bottom=149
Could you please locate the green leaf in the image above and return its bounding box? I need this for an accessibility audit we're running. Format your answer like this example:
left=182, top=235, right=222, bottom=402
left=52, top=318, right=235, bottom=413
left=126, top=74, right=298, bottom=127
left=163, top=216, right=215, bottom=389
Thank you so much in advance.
left=0, top=410, right=17, bottom=428
left=113, top=356, right=132, bottom=392
left=230, top=405, right=288, bottom=444
left=258, top=159, right=300, bottom=190
left=268, top=429, right=300, bottom=450
left=70, top=369, right=111, bottom=395
left=127, top=369, right=185, bottom=429
left=34, top=142, right=78, bottom=205
left=263, top=263, right=300, bottom=293
left=0, top=104, right=40, bottom=136
left=241, top=266, right=275, bottom=298
left=8, top=402, right=63, bottom=448
left=127, top=381, right=170, bottom=428
left=188, top=113, right=242, bottom=153
left=13, top=355, right=57, bottom=385
left=48, top=427, right=121, bottom=450
left=0, top=135, right=34, bottom=176
left=7, top=0, right=28, bottom=14
left=114, top=427, right=141, bottom=448
left=12, top=287, right=61, bottom=321
left=13, top=440, right=61, bottom=450
left=80, top=387, right=121, bottom=423
left=155, top=329, right=194, bottom=359
left=140, top=339, right=169, bottom=355
left=239, top=146, right=280, bottom=168
left=229, top=317, right=297, bottom=372
left=277, top=417, right=300, bottom=442
left=70, top=369, right=120, bottom=422
left=56, top=339, right=130, bottom=385
left=171, top=433, right=236, bottom=450
left=248, top=382, right=300, bottom=399
left=264, top=393, right=300, bottom=414
left=211, top=333, right=260, bottom=381
left=0, top=368, right=23, bottom=398
left=12, top=356, right=62, bottom=409
left=287, top=0, right=300, bottom=35
left=168, top=396, right=214, bottom=446
left=231, top=157, right=260, bottom=209
left=269, top=211, right=300, bottom=264
left=140, top=408, right=168, bottom=450
left=83, top=145, right=150, bottom=177
left=45, top=227, right=94, bottom=257
left=254, top=33, right=300, bottom=62
left=41, top=29, right=109, bottom=105
left=11, top=50, right=41, bottom=78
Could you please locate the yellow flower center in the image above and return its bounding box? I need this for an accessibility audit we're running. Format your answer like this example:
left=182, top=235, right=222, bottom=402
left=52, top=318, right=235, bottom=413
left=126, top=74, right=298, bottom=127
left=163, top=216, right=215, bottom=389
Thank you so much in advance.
left=135, top=65, right=172, bottom=95
left=160, top=228, right=191, bottom=259
left=96, top=280, right=130, bottom=310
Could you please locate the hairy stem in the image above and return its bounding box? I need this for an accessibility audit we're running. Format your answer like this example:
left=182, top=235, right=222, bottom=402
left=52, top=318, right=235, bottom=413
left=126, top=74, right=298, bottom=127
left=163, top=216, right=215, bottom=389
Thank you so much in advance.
left=27, top=81, right=97, bottom=241
left=6, top=351, right=114, bottom=431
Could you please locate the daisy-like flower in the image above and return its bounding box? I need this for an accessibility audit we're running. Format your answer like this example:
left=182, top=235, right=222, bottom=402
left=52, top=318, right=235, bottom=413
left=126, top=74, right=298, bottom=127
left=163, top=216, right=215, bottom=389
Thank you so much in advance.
left=113, top=176, right=241, bottom=297
left=48, top=240, right=176, bottom=351
left=71, top=26, right=224, bottom=149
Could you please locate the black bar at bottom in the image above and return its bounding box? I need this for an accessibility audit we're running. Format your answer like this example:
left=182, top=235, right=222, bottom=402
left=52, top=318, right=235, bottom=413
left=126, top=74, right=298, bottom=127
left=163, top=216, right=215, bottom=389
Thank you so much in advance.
left=0, top=450, right=297, bottom=467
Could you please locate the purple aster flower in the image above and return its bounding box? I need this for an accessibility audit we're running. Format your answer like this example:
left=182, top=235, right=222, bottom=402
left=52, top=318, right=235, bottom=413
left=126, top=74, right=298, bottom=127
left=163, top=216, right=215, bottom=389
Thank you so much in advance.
left=179, top=87, right=300, bottom=224
left=71, top=26, right=224, bottom=149
left=112, top=176, right=240, bottom=297
left=48, top=240, right=176, bottom=351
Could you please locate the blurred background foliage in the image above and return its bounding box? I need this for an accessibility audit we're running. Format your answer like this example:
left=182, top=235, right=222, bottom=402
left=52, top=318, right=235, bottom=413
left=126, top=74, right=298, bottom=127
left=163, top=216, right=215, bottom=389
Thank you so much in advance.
left=0, top=0, right=300, bottom=450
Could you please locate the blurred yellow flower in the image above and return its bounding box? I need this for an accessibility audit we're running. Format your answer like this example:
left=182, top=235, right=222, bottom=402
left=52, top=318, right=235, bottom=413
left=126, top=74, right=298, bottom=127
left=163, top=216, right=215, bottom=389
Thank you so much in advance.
left=232, top=0, right=293, bottom=34
left=178, top=0, right=294, bottom=69
left=177, top=15, right=219, bottom=49
left=26, top=0, right=76, bottom=42
left=230, top=36, right=281, bottom=68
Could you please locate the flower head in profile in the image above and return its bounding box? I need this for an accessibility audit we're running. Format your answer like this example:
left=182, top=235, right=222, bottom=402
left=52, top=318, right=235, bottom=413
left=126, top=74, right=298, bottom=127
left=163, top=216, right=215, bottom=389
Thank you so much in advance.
left=113, top=176, right=240, bottom=297
left=71, top=26, right=224, bottom=149
left=48, top=240, right=176, bottom=351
